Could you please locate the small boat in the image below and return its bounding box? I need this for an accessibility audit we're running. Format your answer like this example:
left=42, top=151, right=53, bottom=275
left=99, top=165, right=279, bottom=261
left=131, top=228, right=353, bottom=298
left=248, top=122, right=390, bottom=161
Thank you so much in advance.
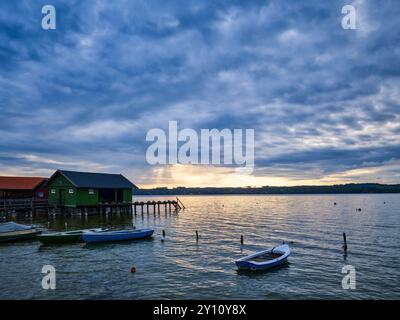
left=37, top=228, right=107, bottom=245
left=235, top=244, right=290, bottom=271
left=82, top=228, right=154, bottom=243
left=0, top=221, right=42, bottom=243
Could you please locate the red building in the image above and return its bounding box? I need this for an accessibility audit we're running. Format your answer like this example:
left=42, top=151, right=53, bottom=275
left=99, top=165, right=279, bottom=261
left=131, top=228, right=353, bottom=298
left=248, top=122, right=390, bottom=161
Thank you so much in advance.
left=0, top=176, right=48, bottom=200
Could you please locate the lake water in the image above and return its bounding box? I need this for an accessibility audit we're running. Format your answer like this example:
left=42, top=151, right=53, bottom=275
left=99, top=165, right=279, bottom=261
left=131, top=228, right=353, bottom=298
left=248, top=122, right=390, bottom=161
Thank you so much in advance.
left=0, top=194, right=399, bottom=299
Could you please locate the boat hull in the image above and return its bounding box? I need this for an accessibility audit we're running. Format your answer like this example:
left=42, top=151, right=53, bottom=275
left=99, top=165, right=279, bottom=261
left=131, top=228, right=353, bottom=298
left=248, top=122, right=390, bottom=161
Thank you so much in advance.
left=82, top=229, right=154, bottom=243
left=0, top=229, right=42, bottom=243
left=235, top=256, right=289, bottom=270
left=38, top=233, right=82, bottom=245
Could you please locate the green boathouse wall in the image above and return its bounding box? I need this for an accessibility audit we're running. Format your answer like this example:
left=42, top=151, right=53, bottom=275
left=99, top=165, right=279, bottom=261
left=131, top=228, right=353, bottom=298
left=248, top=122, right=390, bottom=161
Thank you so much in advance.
left=48, top=172, right=133, bottom=208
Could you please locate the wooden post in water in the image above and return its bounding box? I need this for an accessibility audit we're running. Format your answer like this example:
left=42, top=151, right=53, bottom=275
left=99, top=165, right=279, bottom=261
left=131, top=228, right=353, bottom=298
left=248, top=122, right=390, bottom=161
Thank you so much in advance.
left=176, top=197, right=185, bottom=210
left=240, top=235, right=244, bottom=245
left=343, top=232, right=348, bottom=252
left=196, top=230, right=199, bottom=242
left=162, top=229, right=166, bottom=242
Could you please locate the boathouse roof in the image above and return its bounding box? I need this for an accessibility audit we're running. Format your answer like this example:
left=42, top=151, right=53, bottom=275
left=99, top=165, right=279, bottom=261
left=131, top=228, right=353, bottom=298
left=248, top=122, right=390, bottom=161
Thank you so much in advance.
left=52, top=170, right=138, bottom=189
left=0, top=176, right=47, bottom=190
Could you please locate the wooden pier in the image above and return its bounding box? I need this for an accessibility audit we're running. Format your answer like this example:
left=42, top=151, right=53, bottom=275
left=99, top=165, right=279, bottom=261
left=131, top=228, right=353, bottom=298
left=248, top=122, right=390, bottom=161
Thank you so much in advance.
left=1, top=197, right=184, bottom=217
left=132, top=198, right=184, bottom=215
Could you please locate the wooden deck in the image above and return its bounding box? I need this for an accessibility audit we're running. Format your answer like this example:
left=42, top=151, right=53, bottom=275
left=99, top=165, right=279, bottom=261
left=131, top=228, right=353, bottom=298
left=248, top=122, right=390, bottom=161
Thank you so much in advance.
left=0, top=198, right=49, bottom=217
left=0, top=197, right=185, bottom=217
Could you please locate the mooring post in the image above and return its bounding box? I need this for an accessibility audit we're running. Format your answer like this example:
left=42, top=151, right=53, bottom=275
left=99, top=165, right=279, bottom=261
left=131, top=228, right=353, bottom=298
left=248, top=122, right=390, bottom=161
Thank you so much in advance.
left=343, top=232, right=348, bottom=252
left=196, top=230, right=199, bottom=242
left=162, top=229, right=166, bottom=242
left=240, top=235, right=244, bottom=245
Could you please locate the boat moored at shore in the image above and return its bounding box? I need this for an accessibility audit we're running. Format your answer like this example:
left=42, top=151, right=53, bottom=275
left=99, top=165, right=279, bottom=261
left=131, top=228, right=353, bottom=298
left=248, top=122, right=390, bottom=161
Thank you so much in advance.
left=37, top=228, right=108, bottom=245
left=0, top=221, right=41, bottom=243
left=82, top=228, right=154, bottom=243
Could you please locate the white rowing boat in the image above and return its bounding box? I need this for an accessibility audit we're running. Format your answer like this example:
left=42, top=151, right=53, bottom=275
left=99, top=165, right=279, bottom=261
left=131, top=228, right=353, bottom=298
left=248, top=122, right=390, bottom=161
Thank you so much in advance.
left=235, top=244, right=291, bottom=271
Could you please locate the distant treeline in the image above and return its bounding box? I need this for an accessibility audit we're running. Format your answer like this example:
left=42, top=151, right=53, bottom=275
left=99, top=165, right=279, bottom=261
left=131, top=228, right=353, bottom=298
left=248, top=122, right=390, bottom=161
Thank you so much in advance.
left=135, top=183, right=400, bottom=195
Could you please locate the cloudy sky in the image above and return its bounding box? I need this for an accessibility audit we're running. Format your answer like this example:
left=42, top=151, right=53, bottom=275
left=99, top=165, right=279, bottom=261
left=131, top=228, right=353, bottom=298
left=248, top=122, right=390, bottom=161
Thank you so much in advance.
left=0, top=0, right=399, bottom=187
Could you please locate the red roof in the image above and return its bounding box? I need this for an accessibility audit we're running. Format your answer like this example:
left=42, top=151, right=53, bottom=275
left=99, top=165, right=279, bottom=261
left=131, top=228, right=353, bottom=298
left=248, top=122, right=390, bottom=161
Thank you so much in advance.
left=0, top=176, right=47, bottom=190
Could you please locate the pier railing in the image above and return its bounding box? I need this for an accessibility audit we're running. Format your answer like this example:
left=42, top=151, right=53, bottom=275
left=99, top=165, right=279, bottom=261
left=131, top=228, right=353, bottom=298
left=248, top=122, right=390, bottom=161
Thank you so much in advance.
left=0, top=198, right=49, bottom=215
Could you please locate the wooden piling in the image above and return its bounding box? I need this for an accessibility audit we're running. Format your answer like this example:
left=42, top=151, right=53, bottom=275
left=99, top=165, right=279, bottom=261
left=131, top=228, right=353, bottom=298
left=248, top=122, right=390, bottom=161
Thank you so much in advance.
left=240, top=235, right=244, bottom=245
left=343, top=232, right=348, bottom=252
left=196, top=230, right=199, bottom=242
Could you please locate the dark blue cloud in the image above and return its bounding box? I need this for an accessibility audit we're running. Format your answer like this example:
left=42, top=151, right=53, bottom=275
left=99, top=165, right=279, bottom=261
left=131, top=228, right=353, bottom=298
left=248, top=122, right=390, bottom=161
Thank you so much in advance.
left=0, top=0, right=399, bottom=185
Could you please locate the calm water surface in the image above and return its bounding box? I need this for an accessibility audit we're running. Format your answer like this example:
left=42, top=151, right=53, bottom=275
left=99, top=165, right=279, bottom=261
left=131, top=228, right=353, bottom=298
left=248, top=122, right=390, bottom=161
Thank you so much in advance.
left=0, top=194, right=399, bottom=299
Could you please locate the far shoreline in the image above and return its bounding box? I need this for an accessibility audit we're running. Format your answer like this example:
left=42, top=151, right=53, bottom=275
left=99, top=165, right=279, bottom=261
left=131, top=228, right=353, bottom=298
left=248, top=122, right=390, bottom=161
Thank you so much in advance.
left=135, top=193, right=399, bottom=196
left=135, top=183, right=400, bottom=196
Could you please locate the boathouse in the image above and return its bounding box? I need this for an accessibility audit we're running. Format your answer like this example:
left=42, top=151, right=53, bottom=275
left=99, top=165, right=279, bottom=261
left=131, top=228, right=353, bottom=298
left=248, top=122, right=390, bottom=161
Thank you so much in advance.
left=47, top=170, right=137, bottom=208
left=0, top=176, right=48, bottom=199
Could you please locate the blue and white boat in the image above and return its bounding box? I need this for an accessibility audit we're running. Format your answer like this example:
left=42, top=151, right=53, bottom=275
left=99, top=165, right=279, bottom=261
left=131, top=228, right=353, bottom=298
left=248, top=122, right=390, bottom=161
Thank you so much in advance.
left=235, top=244, right=290, bottom=271
left=82, top=228, right=154, bottom=243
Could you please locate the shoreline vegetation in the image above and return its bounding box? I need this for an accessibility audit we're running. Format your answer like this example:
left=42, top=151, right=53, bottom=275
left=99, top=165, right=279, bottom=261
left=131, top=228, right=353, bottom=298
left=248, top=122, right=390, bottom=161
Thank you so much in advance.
left=136, top=183, right=400, bottom=195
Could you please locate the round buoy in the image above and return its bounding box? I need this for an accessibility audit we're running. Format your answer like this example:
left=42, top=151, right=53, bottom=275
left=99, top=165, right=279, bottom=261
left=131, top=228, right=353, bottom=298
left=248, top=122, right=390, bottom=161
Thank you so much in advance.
left=130, top=266, right=136, bottom=273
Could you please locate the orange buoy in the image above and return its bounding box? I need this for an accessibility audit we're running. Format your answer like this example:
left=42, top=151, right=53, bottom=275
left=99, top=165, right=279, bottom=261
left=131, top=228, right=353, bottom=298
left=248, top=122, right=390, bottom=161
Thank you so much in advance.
left=130, top=266, right=136, bottom=273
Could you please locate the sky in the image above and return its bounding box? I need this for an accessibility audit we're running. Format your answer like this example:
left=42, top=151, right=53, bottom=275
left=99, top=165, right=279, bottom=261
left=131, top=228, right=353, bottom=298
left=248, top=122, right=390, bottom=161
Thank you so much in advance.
left=0, top=0, right=399, bottom=188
